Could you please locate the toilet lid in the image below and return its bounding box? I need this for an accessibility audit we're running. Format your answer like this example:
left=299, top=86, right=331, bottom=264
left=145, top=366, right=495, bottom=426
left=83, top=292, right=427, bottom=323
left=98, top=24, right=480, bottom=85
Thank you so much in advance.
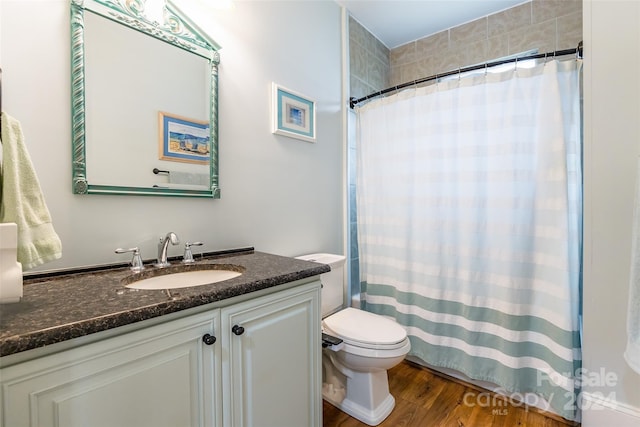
left=323, top=308, right=407, bottom=347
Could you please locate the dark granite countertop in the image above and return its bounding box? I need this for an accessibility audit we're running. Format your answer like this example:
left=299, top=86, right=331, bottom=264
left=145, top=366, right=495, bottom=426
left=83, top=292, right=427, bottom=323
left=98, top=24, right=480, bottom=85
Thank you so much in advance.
left=0, top=250, right=329, bottom=358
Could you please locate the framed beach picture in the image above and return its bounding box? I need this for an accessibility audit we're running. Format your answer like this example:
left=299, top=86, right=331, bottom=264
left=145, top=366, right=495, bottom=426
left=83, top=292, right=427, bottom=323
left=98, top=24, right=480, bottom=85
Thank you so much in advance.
left=158, top=112, right=210, bottom=164
left=272, top=83, right=316, bottom=142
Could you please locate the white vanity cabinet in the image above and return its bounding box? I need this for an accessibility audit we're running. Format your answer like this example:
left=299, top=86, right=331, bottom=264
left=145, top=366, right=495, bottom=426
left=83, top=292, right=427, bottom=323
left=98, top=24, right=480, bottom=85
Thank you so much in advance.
left=221, top=281, right=322, bottom=427
left=0, top=280, right=321, bottom=427
left=0, top=309, right=222, bottom=427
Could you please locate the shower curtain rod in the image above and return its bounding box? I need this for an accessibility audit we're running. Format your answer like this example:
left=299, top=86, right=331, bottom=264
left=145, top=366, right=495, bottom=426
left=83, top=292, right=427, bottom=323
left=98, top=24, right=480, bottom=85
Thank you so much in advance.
left=349, top=41, right=583, bottom=109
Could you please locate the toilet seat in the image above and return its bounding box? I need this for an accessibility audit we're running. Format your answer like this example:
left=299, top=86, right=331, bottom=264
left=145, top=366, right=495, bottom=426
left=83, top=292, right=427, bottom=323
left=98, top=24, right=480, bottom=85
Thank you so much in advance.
left=323, top=308, right=408, bottom=351
left=338, top=337, right=412, bottom=359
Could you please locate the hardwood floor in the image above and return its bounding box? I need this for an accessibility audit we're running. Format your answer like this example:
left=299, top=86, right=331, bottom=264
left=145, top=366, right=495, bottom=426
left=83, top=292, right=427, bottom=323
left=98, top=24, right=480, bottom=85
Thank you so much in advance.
left=322, top=361, right=579, bottom=427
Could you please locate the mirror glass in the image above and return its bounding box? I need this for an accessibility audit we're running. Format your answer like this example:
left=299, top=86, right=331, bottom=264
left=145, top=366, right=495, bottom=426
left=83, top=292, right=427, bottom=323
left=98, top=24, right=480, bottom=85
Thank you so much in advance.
left=71, top=0, right=221, bottom=198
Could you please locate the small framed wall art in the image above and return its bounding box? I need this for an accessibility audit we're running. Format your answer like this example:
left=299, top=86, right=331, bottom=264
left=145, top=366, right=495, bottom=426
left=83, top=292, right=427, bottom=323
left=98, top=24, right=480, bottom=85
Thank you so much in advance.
left=158, top=111, right=210, bottom=164
left=272, top=83, right=316, bottom=142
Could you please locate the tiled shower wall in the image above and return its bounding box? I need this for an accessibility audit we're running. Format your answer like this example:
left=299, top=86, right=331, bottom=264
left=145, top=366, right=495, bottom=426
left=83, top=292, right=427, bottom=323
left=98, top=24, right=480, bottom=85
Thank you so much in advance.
left=350, top=1, right=582, bottom=99
left=349, top=17, right=391, bottom=101
left=348, top=16, right=391, bottom=302
left=390, top=0, right=582, bottom=86
left=348, top=0, right=582, bottom=302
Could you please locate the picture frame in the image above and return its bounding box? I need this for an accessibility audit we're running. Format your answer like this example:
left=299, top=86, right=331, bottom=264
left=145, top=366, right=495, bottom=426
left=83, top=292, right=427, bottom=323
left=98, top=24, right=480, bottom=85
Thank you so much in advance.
left=272, top=83, right=316, bottom=142
left=158, top=112, right=210, bottom=164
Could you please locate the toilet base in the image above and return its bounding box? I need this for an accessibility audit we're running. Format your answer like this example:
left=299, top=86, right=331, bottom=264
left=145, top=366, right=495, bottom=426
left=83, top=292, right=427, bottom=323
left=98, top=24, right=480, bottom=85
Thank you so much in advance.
left=323, top=390, right=395, bottom=426
left=322, top=352, right=397, bottom=426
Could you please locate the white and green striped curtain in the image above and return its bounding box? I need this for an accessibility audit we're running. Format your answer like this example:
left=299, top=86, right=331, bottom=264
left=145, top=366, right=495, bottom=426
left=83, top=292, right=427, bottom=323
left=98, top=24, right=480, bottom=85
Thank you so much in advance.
left=355, top=60, right=582, bottom=421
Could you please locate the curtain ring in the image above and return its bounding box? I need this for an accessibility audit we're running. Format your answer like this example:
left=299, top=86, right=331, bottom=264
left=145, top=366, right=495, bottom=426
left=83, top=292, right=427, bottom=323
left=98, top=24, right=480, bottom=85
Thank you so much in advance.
left=544, top=52, right=548, bottom=64
left=484, top=63, right=488, bottom=75
left=458, top=67, right=461, bottom=81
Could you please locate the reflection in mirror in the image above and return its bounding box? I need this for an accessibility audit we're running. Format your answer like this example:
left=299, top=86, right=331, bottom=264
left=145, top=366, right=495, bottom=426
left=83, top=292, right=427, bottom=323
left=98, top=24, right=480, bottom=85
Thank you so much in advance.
left=71, top=0, right=221, bottom=198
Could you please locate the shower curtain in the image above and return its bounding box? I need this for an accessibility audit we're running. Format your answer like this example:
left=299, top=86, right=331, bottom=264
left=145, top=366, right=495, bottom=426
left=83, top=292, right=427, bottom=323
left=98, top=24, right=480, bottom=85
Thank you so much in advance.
left=356, top=60, right=582, bottom=421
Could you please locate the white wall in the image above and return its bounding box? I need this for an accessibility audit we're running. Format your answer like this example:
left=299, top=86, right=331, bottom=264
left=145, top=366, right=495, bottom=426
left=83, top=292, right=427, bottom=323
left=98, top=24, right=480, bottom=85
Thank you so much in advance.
left=583, top=0, right=640, bottom=425
left=0, top=0, right=345, bottom=271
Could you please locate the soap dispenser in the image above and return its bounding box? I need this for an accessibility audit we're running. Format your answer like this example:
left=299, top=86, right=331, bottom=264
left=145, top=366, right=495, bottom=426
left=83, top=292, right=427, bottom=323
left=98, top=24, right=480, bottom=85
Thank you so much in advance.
left=0, top=223, right=23, bottom=303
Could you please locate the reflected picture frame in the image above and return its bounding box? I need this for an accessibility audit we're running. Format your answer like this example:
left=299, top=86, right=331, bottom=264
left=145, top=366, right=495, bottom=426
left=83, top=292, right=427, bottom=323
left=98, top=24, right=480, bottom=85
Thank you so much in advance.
left=158, top=111, right=210, bottom=165
left=272, top=83, right=316, bottom=143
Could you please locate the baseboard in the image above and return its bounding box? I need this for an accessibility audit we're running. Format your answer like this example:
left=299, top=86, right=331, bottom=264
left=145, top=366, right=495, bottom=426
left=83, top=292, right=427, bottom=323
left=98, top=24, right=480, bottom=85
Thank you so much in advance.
left=581, top=391, right=640, bottom=427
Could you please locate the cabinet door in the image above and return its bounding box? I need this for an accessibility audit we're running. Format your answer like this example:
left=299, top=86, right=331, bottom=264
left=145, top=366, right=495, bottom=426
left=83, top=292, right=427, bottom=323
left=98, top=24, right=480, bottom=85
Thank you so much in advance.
left=0, top=310, right=222, bottom=427
left=221, top=282, right=321, bottom=427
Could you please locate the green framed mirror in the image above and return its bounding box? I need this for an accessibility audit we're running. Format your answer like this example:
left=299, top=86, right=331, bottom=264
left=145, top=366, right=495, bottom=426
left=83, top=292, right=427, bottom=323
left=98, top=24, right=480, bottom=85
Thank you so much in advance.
left=71, top=0, right=221, bottom=198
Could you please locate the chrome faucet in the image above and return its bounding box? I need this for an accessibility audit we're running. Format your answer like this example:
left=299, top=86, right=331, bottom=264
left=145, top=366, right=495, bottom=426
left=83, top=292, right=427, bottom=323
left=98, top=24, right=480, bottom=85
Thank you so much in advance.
left=156, top=232, right=179, bottom=268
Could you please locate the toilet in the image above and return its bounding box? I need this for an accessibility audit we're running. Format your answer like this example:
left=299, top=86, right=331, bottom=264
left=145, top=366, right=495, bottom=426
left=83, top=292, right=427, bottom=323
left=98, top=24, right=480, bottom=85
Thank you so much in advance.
left=296, top=253, right=411, bottom=426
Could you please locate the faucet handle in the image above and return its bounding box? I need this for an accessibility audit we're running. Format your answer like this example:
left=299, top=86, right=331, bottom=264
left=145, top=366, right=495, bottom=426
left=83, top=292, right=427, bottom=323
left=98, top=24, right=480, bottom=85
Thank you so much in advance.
left=115, top=247, right=145, bottom=272
left=182, top=241, right=204, bottom=264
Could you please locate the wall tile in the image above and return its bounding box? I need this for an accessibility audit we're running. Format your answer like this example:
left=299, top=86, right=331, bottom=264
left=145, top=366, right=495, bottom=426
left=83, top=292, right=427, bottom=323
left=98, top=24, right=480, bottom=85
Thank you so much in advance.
left=389, top=65, right=403, bottom=87
left=385, top=0, right=582, bottom=89
left=351, top=43, right=368, bottom=81
left=349, top=41, right=357, bottom=75
left=532, top=0, right=582, bottom=24
left=350, top=75, right=373, bottom=100
left=508, top=19, right=556, bottom=55
left=431, top=51, right=463, bottom=78
left=400, top=61, right=422, bottom=85
left=364, top=31, right=378, bottom=55
left=390, top=41, right=417, bottom=66
left=459, top=39, right=489, bottom=68
left=349, top=256, right=360, bottom=297
left=353, top=0, right=583, bottom=99
left=349, top=17, right=367, bottom=50
left=368, top=57, right=389, bottom=91
left=487, top=35, right=510, bottom=59
left=450, top=17, right=488, bottom=44
left=415, top=57, right=435, bottom=81
left=557, top=10, right=583, bottom=50
left=488, top=3, right=532, bottom=38
left=373, top=38, right=391, bottom=67
left=416, top=30, right=449, bottom=56
left=350, top=225, right=359, bottom=259
left=350, top=16, right=377, bottom=54
left=348, top=186, right=357, bottom=222
left=348, top=149, right=356, bottom=184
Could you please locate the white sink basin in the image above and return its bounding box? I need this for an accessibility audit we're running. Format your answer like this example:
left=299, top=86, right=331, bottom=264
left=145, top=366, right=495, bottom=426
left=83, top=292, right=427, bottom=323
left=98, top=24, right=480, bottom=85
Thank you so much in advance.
left=126, top=268, right=242, bottom=290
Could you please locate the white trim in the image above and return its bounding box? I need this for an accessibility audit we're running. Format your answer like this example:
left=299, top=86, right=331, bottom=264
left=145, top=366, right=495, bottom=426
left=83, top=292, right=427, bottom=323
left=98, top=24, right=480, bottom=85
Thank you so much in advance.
left=581, top=392, right=640, bottom=427
left=341, top=6, right=350, bottom=311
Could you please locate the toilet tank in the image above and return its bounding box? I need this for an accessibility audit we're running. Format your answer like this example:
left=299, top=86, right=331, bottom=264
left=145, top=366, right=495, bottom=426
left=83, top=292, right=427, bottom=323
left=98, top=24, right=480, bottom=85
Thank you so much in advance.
left=296, top=253, right=345, bottom=317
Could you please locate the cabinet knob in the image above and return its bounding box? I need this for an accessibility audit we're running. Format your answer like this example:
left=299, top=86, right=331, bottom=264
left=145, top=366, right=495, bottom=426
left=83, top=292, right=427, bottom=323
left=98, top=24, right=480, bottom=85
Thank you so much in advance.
left=232, top=325, right=245, bottom=336
left=202, top=333, right=217, bottom=345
